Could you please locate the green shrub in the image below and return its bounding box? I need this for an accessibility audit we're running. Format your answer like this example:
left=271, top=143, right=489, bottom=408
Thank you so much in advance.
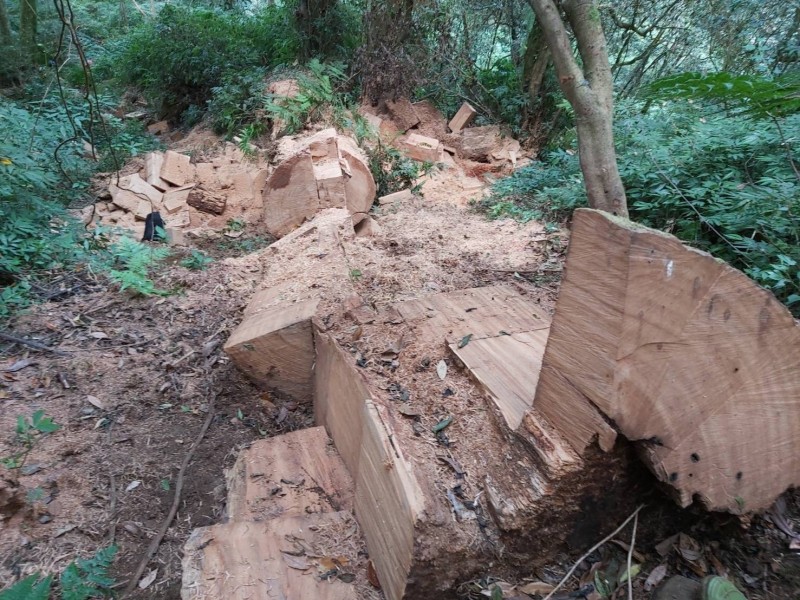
left=181, top=249, right=214, bottom=271
left=367, top=142, right=434, bottom=198
left=106, top=237, right=170, bottom=296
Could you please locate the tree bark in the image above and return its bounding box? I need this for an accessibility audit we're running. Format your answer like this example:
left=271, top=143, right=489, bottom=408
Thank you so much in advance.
left=0, top=0, right=12, bottom=46
left=19, top=0, right=36, bottom=54
left=527, top=0, right=628, bottom=217
left=522, top=19, right=551, bottom=103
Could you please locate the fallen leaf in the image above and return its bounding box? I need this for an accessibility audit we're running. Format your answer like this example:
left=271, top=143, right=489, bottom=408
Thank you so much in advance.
left=644, top=564, right=668, bottom=591
left=432, top=416, right=453, bottom=433
left=138, top=569, right=158, bottom=589
left=518, top=581, right=555, bottom=595
left=458, top=334, right=473, bottom=348
left=678, top=533, right=708, bottom=576
left=436, top=360, right=447, bottom=380
left=398, top=405, right=420, bottom=417
left=89, top=331, right=108, bottom=339
left=282, top=553, right=310, bottom=570
left=54, top=524, right=77, bottom=538
left=126, top=480, right=141, bottom=492
left=86, top=395, right=106, bottom=410
left=3, top=359, right=36, bottom=372
left=655, top=533, right=680, bottom=557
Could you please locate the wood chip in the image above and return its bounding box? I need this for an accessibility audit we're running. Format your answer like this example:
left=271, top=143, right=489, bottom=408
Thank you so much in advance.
left=281, top=553, right=310, bottom=570
left=86, top=395, right=106, bottom=410
left=436, top=360, right=447, bottom=380
left=138, top=568, right=158, bottom=589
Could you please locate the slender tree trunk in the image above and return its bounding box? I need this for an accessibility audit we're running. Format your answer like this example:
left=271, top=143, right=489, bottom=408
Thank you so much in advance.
left=522, top=19, right=550, bottom=102
left=0, top=0, right=12, bottom=46
left=19, top=0, right=36, bottom=55
left=527, top=0, right=628, bottom=217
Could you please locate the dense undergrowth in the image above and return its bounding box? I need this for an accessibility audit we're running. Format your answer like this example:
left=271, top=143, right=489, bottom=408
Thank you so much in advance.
left=480, top=101, right=800, bottom=314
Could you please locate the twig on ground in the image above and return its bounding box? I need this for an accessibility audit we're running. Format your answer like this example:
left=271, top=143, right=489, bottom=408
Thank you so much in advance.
left=108, top=474, right=117, bottom=545
left=121, top=392, right=218, bottom=597
left=0, top=331, right=69, bottom=356
left=542, top=504, right=646, bottom=600
left=627, top=510, right=639, bottom=600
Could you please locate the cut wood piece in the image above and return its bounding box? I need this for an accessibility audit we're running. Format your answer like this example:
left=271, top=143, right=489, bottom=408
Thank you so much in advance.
left=160, top=150, right=193, bottom=186
left=449, top=328, right=549, bottom=430
left=263, top=150, right=319, bottom=237
left=448, top=102, right=477, bottom=133
left=314, top=159, right=347, bottom=209
left=165, top=227, right=186, bottom=246
left=396, top=285, right=550, bottom=346
left=313, top=330, right=368, bottom=476
left=165, top=210, right=191, bottom=228
left=182, top=512, right=358, bottom=600
left=147, top=120, right=169, bottom=135
left=144, top=152, right=170, bottom=191
left=385, top=98, right=421, bottom=131
left=533, top=208, right=800, bottom=512
left=195, top=162, right=218, bottom=188
left=224, top=298, right=319, bottom=400
left=306, top=128, right=338, bottom=159
left=225, top=426, right=354, bottom=522
left=109, top=173, right=163, bottom=207
left=336, top=136, right=376, bottom=225
left=461, top=125, right=502, bottom=161
left=162, top=185, right=194, bottom=214
left=187, top=189, right=226, bottom=215
left=354, top=400, right=425, bottom=600
left=401, top=133, right=442, bottom=163
left=379, top=189, right=412, bottom=205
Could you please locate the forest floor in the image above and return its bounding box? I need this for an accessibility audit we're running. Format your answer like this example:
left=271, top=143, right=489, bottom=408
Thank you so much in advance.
left=1, top=130, right=799, bottom=599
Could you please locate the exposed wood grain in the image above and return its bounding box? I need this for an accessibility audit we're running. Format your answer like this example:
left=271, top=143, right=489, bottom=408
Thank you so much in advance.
left=225, top=426, right=353, bottom=522
left=263, top=150, right=320, bottom=237
left=448, top=102, right=477, bottom=133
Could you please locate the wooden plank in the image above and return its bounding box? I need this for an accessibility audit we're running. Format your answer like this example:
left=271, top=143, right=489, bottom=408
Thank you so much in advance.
left=312, top=330, right=368, bottom=476
left=448, top=102, right=477, bottom=133
left=224, top=298, right=319, bottom=399
left=354, top=401, right=424, bottom=600
left=396, top=285, right=550, bottom=346
left=182, top=512, right=357, bottom=600
left=336, top=136, right=376, bottom=226
left=225, top=426, right=354, bottom=522
left=401, top=133, right=442, bottom=163
left=449, top=329, right=549, bottom=430
left=160, top=150, right=194, bottom=186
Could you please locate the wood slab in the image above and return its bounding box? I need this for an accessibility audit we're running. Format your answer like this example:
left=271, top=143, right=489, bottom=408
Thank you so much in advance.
left=263, top=151, right=319, bottom=237
left=225, top=426, right=353, bottom=522
left=160, top=150, right=193, bottom=186
left=401, top=133, right=442, bottom=163
left=448, top=102, right=477, bottom=133
left=385, top=98, right=421, bottom=131
left=533, top=208, right=800, bottom=512
left=224, top=298, right=319, bottom=399
left=182, top=512, right=357, bottom=600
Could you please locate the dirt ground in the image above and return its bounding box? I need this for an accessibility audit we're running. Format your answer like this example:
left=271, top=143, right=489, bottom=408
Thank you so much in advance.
left=1, top=134, right=799, bottom=600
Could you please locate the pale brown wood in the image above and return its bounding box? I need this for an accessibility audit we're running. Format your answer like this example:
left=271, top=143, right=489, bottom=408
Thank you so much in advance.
left=336, top=135, right=376, bottom=223
left=534, top=208, right=800, bottom=512
left=182, top=512, right=357, bottom=600
left=461, top=125, right=502, bottom=161
left=144, top=152, right=172, bottom=191
left=353, top=401, right=424, bottom=600
left=314, top=159, right=347, bottom=209
left=385, top=98, right=421, bottom=131
left=448, top=102, right=477, bottom=133
left=160, top=150, right=194, bottom=186
left=224, top=298, right=320, bottom=399
left=187, top=189, right=226, bottom=215
left=162, top=185, right=195, bottom=214
left=378, top=189, right=412, bottom=205
left=225, top=426, right=354, bottom=522
left=449, top=328, right=549, bottom=430
left=263, top=150, right=320, bottom=237
left=401, top=133, right=442, bottom=163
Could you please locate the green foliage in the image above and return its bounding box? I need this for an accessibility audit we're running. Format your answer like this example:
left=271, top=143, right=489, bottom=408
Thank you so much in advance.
left=0, top=546, right=117, bottom=600
left=0, top=573, right=52, bottom=600
left=181, top=249, right=214, bottom=271
left=643, top=72, right=800, bottom=119
left=367, top=142, right=433, bottom=198
left=480, top=100, right=800, bottom=315
left=264, top=60, right=348, bottom=136
left=109, top=5, right=300, bottom=123
left=1, top=411, right=61, bottom=471
left=208, top=67, right=270, bottom=136
left=106, top=237, right=170, bottom=296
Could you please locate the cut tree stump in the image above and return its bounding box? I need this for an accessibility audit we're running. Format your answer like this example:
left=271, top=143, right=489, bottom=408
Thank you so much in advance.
left=187, top=189, right=226, bottom=215
left=448, top=102, right=477, bottom=133
left=532, top=208, right=800, bottom=512
left=262, top=133, right=375, bottom=237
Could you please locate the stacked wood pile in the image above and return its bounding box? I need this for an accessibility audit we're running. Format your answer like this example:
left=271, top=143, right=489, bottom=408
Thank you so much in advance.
left=93, top=143, right=268, bottom=242
left=200, top=207, right=800, bottom=600
left=362, top=99, right=521, bottom=167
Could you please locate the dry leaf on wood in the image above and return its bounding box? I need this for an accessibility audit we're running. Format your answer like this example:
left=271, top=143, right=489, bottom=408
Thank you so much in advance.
left=282, top=552, right=310, bottom=570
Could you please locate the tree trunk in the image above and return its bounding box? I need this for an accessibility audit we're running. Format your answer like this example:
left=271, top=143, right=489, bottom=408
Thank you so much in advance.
left=0, top=0, right=12, bottom=46
left=522, top=19, right=550, bottom=103
left=527, top=0, right=628, bottom=217
left=19, top=0, right=36, bottom=54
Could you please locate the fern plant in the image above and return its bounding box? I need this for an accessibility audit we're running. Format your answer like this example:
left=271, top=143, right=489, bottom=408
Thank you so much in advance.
left=107, top=237, right=170, bottom=296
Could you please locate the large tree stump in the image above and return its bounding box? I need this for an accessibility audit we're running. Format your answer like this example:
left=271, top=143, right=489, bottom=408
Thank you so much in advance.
left=262, top=131, right=376, bottom=237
